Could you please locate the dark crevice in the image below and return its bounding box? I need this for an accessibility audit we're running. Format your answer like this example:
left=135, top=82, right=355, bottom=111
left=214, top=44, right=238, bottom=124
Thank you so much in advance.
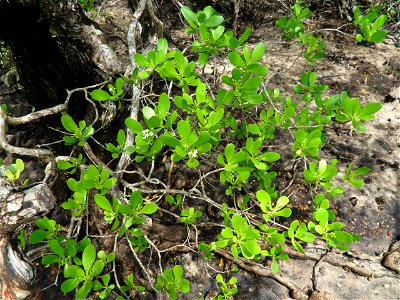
left=0, top=2, right=101, bottom=109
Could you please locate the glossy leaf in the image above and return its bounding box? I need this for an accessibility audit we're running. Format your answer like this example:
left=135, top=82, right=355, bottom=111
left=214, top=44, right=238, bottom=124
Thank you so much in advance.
left=91, top=89, right=112, bottom=101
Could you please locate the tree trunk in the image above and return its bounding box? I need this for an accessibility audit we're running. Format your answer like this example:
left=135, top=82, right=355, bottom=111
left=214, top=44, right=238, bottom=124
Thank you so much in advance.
left=0, top=0, right=127, bottom=109
left=0, top=183, right=55, bottom=300
left=0, top=1, right=159, bottom=298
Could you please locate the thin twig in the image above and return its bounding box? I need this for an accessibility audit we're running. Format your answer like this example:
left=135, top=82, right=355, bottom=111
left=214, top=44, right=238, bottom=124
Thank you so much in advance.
left=170, top=0, right=183, bottom=8
left=215, top=248, right=308, bottom=300
left=126, top=235, right=155, bottom=290
left=115, top=0, right=147, bottom=180
left=315, top=28, right=353, bottom=37
left=144, top=235, right=163, bottom=274
left=312, top=250, right=328, bottom=291
left=7, top=103, right=66, bottom=126
left=146, top=0, right=163, bottom=38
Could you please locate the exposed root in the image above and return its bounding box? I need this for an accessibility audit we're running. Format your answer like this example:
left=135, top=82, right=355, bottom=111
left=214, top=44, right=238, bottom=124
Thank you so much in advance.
left=285, top=246, right=398, bottom=279
left=0, top=110, right=53, bottom=160
left=214, top=248, right=309, bottom=300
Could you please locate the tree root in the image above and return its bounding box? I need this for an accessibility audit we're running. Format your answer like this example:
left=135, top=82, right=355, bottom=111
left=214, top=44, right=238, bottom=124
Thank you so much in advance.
left=214, top=248, right=309, bottom=300
left=0, top=110, right=54, bottom=160
left=285, top=246, right=398, bottom=279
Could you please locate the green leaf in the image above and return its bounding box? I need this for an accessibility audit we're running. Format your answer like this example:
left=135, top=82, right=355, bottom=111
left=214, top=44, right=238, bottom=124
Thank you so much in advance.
left=117, top=129, right=126, bottom=146
left=356, top=33, right=364, bottom=43
left=334, top=231, right=354, bottom=244
left=240, top=240, right=261, bottom=259
left=35, top=217, right=54, bottom=230
left=276, top=207, right=292, bottom=217
left=361, top=19, right=370, bottom=38
left=231, top=214, right=244, bottom=231
left=276, top=196, right=289, bottom=209
left=64, top=265, right=84, bottom=278
left=61, top=278, right=80, bottom=293
left=181, top=6, right=198, bottom=29
left=141, top=203, right=158, bottom=214
left=231, top=244, right=239, bottom=259
left=301, top=232, right=315, bottom=243
left=139, top=70, right=151, bottom=79
left=29, top=230, right=48, bottom=244
left=142, top=106, right=156, bottom=120
left=223, top=143, right=236, bottom=161
left=199, top=23, right=209, bottom=42
left=352, top=120, right=366, bottom=133
left=187, top=158, right=199, bottom=168
left=61, top=115, right=78, bottom=133
left=238, top=27, right=252, bottom=45
left=66, top=240, right=77, bottom=257
left=173, top=265, right=184, bottom=278
left=262, top=152, right=281, bottom=162
left=76, top=282, right=93, bottom=299
left=371, top=15, right=386, bottom=33
left=198, top=52, right=209, bottom=65
left=48, top=240, right=64, bottom=258
left=91, top=260, right=105, bottom=277
left=205, top=15, right=224, bottom=27
left=228, top=52, right=243, bottom=67
left=307, top=71, right=317, bottom=86
left=251, top=43, right=266, bottom=63
left=115, top=77, right=124, bottom=94
left=177, top=120, right=191, bottom=138
left=41, top=254, right=60, bottom=265
left=157, top=38, right=168, bottom=55
left=256, top=190, right=271, bottom=209
left=360, top=102, right=382, bottom=119
left=63, top=136, right=77, bottom=145
left=146, top=116, right=161, bottom=129
left=161, top=134, right=181, bottom=147
left=94, top=194, right=113, bottom=212
left=271, top=260, right=280, bottom=273
left=134, top=53, right=148, bottom=67
left=370, top=30, right=386, bottom=43
left=291, top=238, right=305, bottom=254
left=82, top=244, right=96, bottom=272
left=125, top=118, right=143, bottom=134
left=248, top=124, right=261, bottom=135
left=221, top=227, right=234, bottom=239
left=196, top=131, right=211, bottom=146
left=157, top=93, right=170, bottom=118
left=314, top=208, right=329, bottom=224
left=15, top=159, right=24, bottom=171
left=241, top=77, right=262, bottom=90
left=221, top=75, right=235, bottom=86
left=91, top=89, right=112, bottom=101
left=211, top=25, right=225, bottom=41
left=353, top=166, right=370, bottom=176
left=57, top=160, right=74, bottom=170
left=179, top=279, right=191, bottom=293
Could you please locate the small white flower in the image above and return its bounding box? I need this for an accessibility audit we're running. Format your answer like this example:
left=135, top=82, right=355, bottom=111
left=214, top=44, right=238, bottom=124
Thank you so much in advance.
left=142, top=129, right=154, bottom=140
left=188, top=149, right=198, bottom=159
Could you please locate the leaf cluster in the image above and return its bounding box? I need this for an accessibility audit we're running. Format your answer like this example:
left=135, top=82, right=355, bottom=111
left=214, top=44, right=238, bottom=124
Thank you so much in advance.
left=354, top=5, right=387, bottom=43
left=155, top=265, right=191, bottom=300
left=3, top=158, right=24, bottom=181
left=61, top=114, right=94, bottom=146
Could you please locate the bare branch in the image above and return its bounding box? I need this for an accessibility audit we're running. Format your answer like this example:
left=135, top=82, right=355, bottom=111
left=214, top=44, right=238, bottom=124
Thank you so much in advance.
left=0, top=110, right=54, bottom=160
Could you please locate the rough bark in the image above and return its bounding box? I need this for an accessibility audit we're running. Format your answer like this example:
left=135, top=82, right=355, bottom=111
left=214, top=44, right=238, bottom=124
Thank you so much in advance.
left=0, top=0, right=121, bottom=108
left=0, top=1, right=157, bottom=298
left=0, top=183, right=55, bottom=300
